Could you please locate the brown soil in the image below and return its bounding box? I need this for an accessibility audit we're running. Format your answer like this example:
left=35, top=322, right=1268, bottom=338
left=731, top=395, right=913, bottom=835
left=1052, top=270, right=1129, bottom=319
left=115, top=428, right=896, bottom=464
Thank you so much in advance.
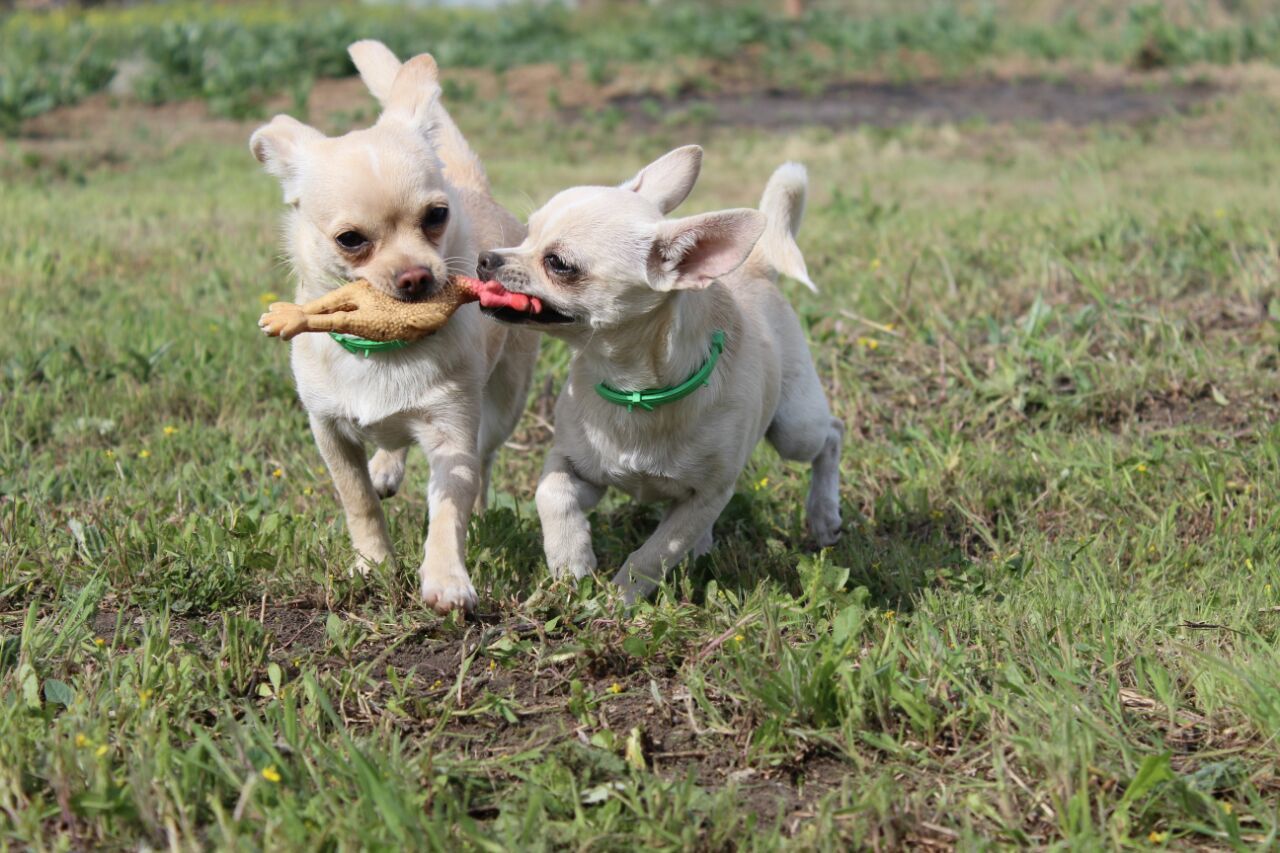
left=14, top=61, right=1235, bottom=167
left=601, top=77, right=1222, bottom=130
left=84, top=603, right=856, bottom=831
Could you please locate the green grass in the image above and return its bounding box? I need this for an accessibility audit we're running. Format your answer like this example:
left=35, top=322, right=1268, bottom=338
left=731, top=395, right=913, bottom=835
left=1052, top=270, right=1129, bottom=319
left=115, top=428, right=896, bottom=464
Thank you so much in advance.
left=3, top=46, right=1280, bottom=849
left=9, top=0, right=1280, bottom=132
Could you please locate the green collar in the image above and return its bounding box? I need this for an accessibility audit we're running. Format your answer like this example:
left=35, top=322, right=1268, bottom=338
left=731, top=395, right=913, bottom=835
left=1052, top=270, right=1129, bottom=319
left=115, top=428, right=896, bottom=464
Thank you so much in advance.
left=328, top=332, right=409, bottom=357
left=595, top=330, right=725, bottom=412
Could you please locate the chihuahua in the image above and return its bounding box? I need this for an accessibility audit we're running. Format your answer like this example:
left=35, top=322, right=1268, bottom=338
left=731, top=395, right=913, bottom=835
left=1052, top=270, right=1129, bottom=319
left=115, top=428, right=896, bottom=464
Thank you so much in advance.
left=250, top=41, right=537, bottom=613
left=476, top=147, right=842, bottom=601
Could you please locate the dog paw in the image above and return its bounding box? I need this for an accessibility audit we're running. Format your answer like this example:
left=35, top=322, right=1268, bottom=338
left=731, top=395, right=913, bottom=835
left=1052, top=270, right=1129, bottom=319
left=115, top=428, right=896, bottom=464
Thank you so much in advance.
left=611, top=562, right=660, bottom=605
left=547, top=549, right=596, bottom=582
left=420, top=568, right=478, bottom=614
left=350, top=551, right=392, bottom=577
left=368, top=449, right=406, bottom=499
left=807, top=504, right=842, bottom=548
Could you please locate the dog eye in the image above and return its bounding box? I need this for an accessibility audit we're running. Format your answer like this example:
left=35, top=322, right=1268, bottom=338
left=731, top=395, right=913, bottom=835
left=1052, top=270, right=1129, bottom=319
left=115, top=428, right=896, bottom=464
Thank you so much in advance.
left=543, top=253, right=574, bottom=276
left=421, top=205, right=449, bottom=231
left=335, top=231, right=369, bottom=251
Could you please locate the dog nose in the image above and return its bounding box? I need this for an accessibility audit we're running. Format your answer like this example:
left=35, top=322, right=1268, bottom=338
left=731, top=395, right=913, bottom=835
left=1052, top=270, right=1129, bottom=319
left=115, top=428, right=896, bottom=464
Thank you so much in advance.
left=476, top=251, right=505, bottom=282
left=394, top=266, right=435, bottom=299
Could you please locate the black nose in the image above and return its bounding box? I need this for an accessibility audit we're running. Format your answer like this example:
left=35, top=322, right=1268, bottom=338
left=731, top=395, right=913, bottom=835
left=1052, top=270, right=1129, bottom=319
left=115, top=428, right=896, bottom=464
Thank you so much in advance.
left=476, top=251, right=505, bottom=282
left=395, top=266, right=435, bottom=299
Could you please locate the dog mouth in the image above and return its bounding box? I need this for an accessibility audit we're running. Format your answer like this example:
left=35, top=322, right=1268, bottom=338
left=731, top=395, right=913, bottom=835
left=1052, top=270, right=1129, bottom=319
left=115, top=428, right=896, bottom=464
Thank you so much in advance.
left=471, top=279, right=574, bottom=325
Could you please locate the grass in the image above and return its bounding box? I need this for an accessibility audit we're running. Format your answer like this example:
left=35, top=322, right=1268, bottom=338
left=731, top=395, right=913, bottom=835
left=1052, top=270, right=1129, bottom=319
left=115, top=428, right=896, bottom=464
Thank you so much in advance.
left=3, top=23, right=1280, bottom=849
left=10, top=0, right=1280, bottom=131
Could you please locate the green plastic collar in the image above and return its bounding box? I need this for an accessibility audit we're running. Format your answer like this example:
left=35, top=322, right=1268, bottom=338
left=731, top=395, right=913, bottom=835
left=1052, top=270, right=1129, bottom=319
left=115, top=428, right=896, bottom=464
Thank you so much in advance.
left=595, top=330, right=725, bottom=412
left=328, top=332, right=409, bottom=357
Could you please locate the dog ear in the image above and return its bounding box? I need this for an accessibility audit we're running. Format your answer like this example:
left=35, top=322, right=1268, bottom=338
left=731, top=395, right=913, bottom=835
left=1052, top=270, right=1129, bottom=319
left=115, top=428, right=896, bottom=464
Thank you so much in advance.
left=620, top=145, right=703, bottom=215
left=649, top=208, right=766, bottom=292
left=348, top=40, right=402, bottom=105
left=250, top=115, right=324, bottom=204
left=379, top=53, right=441, bottom=131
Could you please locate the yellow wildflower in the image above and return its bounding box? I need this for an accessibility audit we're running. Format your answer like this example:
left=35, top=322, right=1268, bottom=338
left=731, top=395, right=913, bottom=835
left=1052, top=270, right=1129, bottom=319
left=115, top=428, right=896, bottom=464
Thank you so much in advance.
left=138, top=449, right=151, bottom=459
left=75, top=733, right=89, bottom=748
left=1220, top=801, right=1233, bottom=815
left=261, top=766, right=282, bottom=783
left=734, top=634, right=745, bottom=644
left=1135, top=463, right=1147, bottom=474
left=431, top=679, right=443, bottom=690
left=163, top=425, right=178, bottom=436
left=139, top=689, right=153, bottom=705
left=883, top=610, right=896, bottom=621
left=303, top=487, right=314, bottom=496
left=607, top=683, right=623, bottom=694
left=1266, top=584, right=1273, bottom=594
left=883, top=322, right=895, bottom=332
left=95, top=745, right=108, bottom=758
left=103, top=449, right=115, bottom=459
left=488, top=659, right=497, bottom=671
left=272, top=468, right=284, bottom=479
left=1148, top=831, right=1167, bottom=843
left=93, top=637, right=106, bottom=647
left=1245, top=558, right=1254, bottom=570
left=870, top=258, right=882, bottom=270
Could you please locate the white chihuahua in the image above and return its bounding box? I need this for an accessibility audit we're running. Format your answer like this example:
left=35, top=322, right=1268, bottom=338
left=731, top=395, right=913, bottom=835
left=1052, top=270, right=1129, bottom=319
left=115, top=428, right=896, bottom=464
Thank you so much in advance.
left=476, top=147, right=842, bottom=601
left=250, top=41, right=537, bottom=613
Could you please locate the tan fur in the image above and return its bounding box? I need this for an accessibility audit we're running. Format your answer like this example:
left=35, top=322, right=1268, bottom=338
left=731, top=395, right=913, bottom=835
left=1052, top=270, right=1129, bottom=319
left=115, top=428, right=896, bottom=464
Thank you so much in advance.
left=480, top=148, right=842, bottom=602
left=250, top=42, right=538, bottom=613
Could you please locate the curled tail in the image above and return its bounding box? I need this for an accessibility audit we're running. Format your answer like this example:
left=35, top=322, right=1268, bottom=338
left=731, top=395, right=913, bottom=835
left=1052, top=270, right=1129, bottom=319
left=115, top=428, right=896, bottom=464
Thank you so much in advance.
left=750, top=161, right=817, bottom=292
left=348, top=40, right=491, bottom=196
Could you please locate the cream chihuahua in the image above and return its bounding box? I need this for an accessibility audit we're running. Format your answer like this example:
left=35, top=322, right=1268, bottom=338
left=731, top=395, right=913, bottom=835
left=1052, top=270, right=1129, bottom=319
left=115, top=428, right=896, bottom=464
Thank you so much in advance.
left=476, top=147, right=842, bottom=601
left=250, top=41, right=537, bottom=613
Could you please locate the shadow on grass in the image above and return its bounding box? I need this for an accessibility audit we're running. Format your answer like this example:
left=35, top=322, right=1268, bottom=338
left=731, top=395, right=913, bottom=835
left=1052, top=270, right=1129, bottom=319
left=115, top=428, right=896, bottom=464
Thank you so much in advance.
left=525, top=488, right=993, bottom=613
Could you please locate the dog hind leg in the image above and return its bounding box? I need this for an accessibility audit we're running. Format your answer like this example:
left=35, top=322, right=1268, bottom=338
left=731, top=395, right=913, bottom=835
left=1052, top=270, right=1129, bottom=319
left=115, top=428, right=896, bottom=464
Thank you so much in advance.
left=765, top=361, right=843, bottom=547
left=474, top=330, right=537, bottom=513
left=369, top=447, right=408, bottom=499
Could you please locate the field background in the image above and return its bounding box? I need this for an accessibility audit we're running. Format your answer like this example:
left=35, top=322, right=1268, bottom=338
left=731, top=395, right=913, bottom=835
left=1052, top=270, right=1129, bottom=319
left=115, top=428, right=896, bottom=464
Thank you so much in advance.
left=3, top=0, right=1280, bottom=848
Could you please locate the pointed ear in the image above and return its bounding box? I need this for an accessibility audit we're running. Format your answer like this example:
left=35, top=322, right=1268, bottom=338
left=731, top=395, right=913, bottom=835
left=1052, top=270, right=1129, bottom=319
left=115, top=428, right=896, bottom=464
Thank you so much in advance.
left=379, top=53, right=441, bottom=130
left=249, top=115, right=324, bottom=204
left=649, top=209, right=767, bottom=292
left=348, top=40, right=402, bottom=104
left=620, top=145, right=703, bottom=215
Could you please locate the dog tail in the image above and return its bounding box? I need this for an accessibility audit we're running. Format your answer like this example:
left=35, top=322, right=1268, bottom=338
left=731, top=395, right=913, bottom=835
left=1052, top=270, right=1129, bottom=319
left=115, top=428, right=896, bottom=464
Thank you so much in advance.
left=750, top=162, right=817, bottom=292
left=348, top=40, right=492, bottom=196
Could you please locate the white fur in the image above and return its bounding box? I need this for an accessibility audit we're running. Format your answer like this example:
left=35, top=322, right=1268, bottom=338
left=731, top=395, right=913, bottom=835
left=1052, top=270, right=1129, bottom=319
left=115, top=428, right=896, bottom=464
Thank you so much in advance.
left=482, top=148, right=842, bottom=602
left=251, top=42, right=537, bottom=613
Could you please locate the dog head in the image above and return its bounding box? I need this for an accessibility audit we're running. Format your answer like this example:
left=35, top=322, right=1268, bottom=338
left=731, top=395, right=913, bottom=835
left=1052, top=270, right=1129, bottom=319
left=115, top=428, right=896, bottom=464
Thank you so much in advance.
left=250, top=44, right=469, bottom=303
left=475, top=145, right=765, bottom=333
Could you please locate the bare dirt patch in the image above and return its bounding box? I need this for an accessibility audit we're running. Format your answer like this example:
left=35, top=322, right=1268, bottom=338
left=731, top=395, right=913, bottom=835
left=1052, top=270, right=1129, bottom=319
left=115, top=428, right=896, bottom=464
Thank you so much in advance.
left=602, top=77, right=1222, bottom=130
left=82, top=602, right=859, bottom=830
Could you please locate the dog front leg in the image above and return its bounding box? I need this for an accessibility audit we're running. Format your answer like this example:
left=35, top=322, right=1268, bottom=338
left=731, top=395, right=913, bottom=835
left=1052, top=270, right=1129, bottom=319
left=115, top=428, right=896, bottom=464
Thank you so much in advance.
left=612, top=487, right=734, bottom=604
left=309, top=414, right=394, bottom=573
left=536, top=451, right=604, bottom=581
left=415, top=423, right=481, bottom=614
